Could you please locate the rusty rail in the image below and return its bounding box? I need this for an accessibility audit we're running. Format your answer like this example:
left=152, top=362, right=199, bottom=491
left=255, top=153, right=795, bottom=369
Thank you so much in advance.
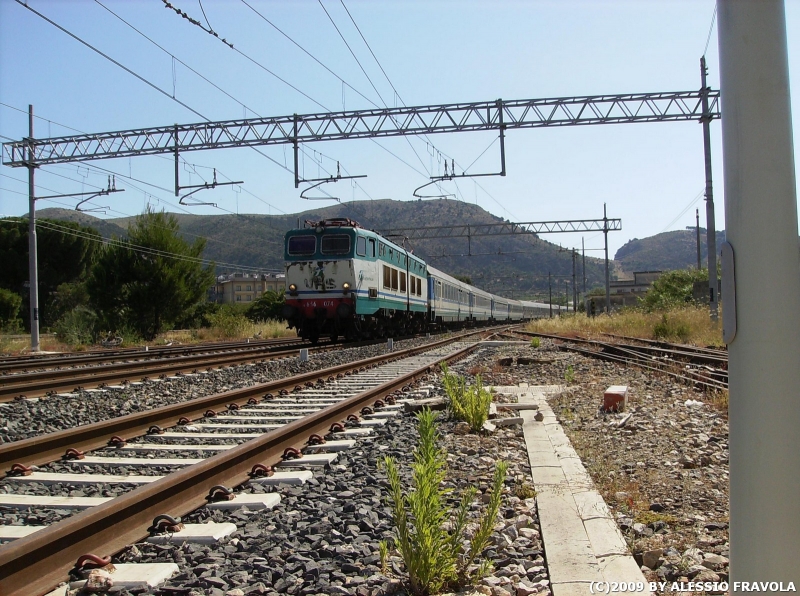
left=0, top=341, right=476, bottom=596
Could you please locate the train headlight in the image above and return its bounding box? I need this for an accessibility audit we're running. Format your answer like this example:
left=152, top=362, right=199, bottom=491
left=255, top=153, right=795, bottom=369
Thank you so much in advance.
left=342, top=282, right=350, bottom=290
left=289, top=284, right=297, bottom=291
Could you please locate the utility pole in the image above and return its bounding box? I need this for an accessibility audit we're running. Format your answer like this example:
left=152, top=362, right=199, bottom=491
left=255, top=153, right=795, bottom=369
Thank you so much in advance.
left=603, top=203, right=611, bottom=314
left=701, top=56, right=719, bottom=320
left=564, top=280, right=568, bottom=314
left=582, top=237, right=587, bottom=315
left=548, top=272, right=552, bottom=318
left=26, top=105, right=39, bottom=353
left=696, top=208, right=702, bottom=269
left=719, top=0, right=800, bottom=586
left=571, top=250, right=577, bottom=312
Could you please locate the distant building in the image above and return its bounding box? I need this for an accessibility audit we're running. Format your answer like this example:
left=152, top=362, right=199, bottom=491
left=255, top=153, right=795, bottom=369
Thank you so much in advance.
left=586, top=270, right=663, bottom=311
left=212, top=272, right=285, bottom=304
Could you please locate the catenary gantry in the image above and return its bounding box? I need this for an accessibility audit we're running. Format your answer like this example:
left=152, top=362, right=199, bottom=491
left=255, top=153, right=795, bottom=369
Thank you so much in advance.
left=2, top=90, right=719, bottom=167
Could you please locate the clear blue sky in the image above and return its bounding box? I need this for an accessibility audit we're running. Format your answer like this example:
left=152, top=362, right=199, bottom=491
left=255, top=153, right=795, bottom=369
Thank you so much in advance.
left=1, top=0, right=799, bottom=259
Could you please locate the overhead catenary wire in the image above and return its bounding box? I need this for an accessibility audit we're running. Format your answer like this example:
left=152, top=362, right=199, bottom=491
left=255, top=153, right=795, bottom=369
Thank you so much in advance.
left=335, top=0, right=518, bottom=218
left=14, top=0, right=316, bottom=198
left=0, top=217, right=269, bottom=273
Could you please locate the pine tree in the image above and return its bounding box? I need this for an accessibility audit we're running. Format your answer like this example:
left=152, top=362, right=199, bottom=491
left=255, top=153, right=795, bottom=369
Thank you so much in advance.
left=88, top=208, right=215, bottom=339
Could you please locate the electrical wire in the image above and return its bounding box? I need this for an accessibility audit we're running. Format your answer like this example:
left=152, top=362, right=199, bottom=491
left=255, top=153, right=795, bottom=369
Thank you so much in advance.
left=14, top=1, right=303, bottom=199
left=660, top=188, right=704, bottom=233
left=703, top=5, right=717, bottom=57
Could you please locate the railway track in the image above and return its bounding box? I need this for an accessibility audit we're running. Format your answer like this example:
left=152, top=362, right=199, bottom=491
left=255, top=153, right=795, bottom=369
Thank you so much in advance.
left=0, top=332, right=483, bottom=596
left=0, top=337, right=310, bottom=380
left=517, top=330, right=728, bottom=391
left=0, top=336, right=307, bottom=375
left=0, top=335, right=418, bottom=402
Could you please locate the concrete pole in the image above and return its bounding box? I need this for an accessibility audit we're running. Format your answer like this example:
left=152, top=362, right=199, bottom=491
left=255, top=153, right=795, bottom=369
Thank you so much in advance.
left=696, top=208, right=702, bottom=270
left=603, top=203, right=611, bottom=314
left=701, top=56, right=719, bottom=321
left=27, top=105, right=40, bottom=353
left=718, top=1, right=800, bottom=587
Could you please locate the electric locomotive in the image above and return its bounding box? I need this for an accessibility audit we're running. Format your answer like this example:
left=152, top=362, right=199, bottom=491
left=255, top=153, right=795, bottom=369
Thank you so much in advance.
left=282, top=218, right=428, bottom=342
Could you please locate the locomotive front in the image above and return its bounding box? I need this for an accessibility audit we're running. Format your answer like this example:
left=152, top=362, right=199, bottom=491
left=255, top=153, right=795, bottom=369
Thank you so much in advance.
left=282, top=219, right=358, bottom=343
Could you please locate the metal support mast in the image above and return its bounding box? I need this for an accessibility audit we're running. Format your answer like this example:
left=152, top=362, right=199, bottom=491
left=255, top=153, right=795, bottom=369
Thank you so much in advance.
left=26, top=106, right=39, bottom=353
left=701, top=56, right=719, bottom=320
left=3, top=90, right=721, bottom=167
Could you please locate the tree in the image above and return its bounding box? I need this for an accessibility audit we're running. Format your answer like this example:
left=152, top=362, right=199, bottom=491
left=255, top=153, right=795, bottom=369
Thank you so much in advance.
left=87, top=208, right=215, bottom=340
left=0, top=217, right=100, bottom=329
left=639, top=269, right=708, bottom=312
left=246, top=289, right=285, bottom=321
left=0, top=288, right=22, bottom=332
left=452, top=274, right=472, bottom=285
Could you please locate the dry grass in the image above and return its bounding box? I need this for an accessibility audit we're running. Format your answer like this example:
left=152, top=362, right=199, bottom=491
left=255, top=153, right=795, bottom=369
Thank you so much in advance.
left=192, top=319, right=294, bottom=342
left=0, top=320, right=295, bottom=355
left=526, top=305, right=724, bottom=347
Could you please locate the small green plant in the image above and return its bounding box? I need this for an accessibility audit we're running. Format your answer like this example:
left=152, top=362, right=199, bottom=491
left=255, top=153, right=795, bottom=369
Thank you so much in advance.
left=379, top=539, right=390, bottom=574
left=514, top=482, right=536, bottom=500
left=564, top=364, right=576, bottom=384
left=440, top=363, right=493, bottom=432
left=384, top=408, right=507, bottom=595
left=529, top=337, right=540, bottom=349
left=653, top=314, right=691, bottom=342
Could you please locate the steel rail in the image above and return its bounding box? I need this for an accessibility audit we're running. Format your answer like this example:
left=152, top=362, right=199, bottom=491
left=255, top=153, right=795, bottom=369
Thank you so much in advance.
left=0, top=338, right=354, bottom=401
left=0, top=331, right=478, bottom=471
left=560, top=343, right=727, bottom=391
left=0, top=341, right=477, bottom=596
left=515, top=329, right=728, bottom=368
left=0, top=337, right=307, bottom=372
left=598, top=333, right=727, bottom=356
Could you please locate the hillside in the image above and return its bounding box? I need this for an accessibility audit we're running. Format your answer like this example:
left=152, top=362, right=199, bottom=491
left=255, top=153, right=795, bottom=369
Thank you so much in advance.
left=614, top=228, right=726, bottom=273
left=36, top=200, right=607, bottom=300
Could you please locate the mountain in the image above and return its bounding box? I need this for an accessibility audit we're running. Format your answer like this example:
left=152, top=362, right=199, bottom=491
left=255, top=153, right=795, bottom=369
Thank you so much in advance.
left=35, top=200, right=608, bottom=300
left=614, top=228, right=726, bottom=273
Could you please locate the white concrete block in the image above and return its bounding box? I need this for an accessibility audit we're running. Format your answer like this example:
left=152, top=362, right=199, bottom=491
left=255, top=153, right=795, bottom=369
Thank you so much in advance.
left=207, top=493, right=280, bottom=510
left=7, top=472, right=162, bottom=485
left=276, top=453, right=338, bottom=468
left=0, top=495, right=112, bottom=509
left=303, top=440, right=355, bottom=452
left=249, top=470, right=313, bottom=485
left=69, top=456, right=203, bottom=467
left=0, top=525, right=45, bottom=540
left=147, top=522, right=237, bottom=544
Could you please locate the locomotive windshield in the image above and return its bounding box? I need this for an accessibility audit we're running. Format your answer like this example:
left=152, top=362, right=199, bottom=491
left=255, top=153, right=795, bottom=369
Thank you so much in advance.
left=288, top=235, right=316, bottom=255
left=321, top=234, right=350, bottom=255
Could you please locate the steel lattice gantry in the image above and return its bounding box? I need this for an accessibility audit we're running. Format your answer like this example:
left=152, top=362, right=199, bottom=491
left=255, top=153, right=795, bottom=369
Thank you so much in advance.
left=377, top=218, right=622, bottom=240
left=2, top=90, right=719, bottom=167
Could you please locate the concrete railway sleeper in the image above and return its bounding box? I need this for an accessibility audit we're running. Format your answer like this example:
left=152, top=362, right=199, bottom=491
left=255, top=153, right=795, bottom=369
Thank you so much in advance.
left=0, top=339, right=479, bottom=596
left=0, top=332, right=451, bottom=402
left=0, top=336, right=308, bottom=375
left=0, top=329, right=489, bottom=471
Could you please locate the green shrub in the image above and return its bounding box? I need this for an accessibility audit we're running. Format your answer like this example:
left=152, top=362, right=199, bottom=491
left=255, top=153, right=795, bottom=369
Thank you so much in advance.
left=205, top=304, right=250, bottom=338
left=530, top=337, right=540, bottom=349
left=440, top=363, right=493, bottom=432
left=653, top=314, right=691, bottom=342
left=564, top=364, right=576, bottom=384
left=53, top=306, right=97, bottom=346
left=0, top=288, right=22, bottom=332
left=383, top=408, right=508, bottom=595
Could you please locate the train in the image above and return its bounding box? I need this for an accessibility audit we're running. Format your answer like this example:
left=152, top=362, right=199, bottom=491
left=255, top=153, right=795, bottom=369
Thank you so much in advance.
left=281, top=218, right=559, bottom=343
